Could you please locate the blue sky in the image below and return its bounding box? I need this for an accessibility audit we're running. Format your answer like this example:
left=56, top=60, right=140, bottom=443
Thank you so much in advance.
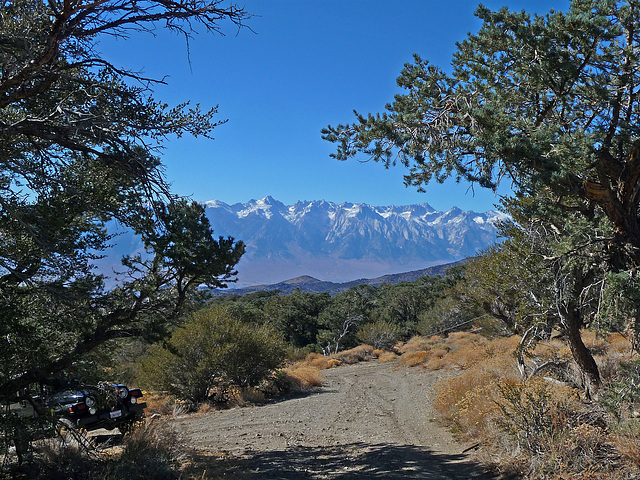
left=100, top=0, right=569, bottom=212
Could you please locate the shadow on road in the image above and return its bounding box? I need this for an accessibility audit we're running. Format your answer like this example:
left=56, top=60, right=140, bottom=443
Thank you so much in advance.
left=186, top=442, right=502, bottom=479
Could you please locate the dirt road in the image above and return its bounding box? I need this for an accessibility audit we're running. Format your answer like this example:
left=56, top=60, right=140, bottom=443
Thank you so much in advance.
left=173, top=361, right=496, bottom=479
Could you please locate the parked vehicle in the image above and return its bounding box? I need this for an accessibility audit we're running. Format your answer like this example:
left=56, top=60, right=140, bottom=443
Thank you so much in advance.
left=11, top=382, right=146, bottom=433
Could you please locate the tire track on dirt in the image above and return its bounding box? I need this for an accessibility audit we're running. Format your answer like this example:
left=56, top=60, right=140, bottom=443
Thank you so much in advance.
left=173, top=361, right=495, bottom=479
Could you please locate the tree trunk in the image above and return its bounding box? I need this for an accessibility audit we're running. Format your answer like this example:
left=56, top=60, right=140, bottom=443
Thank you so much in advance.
left=584, top=144, right=640, bottom=268
left=561, top=304, right=601, bottom=399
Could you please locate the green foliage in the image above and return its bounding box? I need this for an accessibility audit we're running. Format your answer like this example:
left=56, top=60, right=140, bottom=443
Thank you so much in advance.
left=224, top=270, right=467, bottom=353
left=496, top=381, right=567, bottom=455
left=596, top=272, right=640, bottom=339
left=367, top=272, right=460, bottom=339
left=374, top=282, right=434, bottom=336
left=264, top=290, right=330, bottom=348
left=398, top=265, right=485, bottom=336
left=324, top=2, right=640, bottom=210
left=0, top=0, right=248, bottom=400
left=0, top=411, right=55, bottom=465
left=600, top=359, right=640, bottom=420
left=317, top=285, right=376, bottom=354
left=324, top=0, right=640, bottom=388
left=416, top=291, right=486, bottom=337
left=138, top=305, right=286, bottom=404
left=356, top=320, right=400, bottom=350
left=462, top=235, right=556, bottom=338
left=211, top=268, right=473, bottom=355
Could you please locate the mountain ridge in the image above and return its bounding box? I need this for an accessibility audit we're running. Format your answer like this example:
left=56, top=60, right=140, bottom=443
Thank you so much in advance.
left=215, top=259, right=469, bottom=296
left=203, top=197, right=506, bottom=286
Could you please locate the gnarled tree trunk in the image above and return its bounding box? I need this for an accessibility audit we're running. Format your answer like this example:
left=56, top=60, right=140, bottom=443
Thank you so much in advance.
left=560, top=302, right=601, bottom=399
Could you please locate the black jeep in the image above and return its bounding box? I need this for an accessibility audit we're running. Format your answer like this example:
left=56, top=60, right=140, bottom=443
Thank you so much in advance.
left=13, top=382, right=146, bottom=433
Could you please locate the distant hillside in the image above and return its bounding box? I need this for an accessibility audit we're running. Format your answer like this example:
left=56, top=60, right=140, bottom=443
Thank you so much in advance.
left=214, top=259, right=469, bottom=297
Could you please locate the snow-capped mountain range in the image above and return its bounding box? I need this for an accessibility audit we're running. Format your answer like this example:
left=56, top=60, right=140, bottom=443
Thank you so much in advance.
left=203, top=196, right=507, bottom=287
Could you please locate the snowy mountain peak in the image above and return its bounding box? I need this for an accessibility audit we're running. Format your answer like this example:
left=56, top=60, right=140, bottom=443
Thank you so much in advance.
left=256, top=195, right=281, bottom=206
left=202, top=198, right=504, bottom=287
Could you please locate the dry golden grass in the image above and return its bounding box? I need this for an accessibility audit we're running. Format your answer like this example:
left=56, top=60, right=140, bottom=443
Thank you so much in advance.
left=141, top=391, right=176, bottom=417
left=613, top=435, right=640, bottom=466
left=446, top=331, right=480, bottom=342
left=282, top=365, right=324, bottom=388
left=446, top=342, right=489, bottom=369
left=309, top=353, right=332, bottom=370
left=429, top=347, right=448, bottom=358
left=274, top=345, right=377, bottom=393
left=606, top=333, right=633, bottom=354
left=397, top=350, right=430, bottom=367
left=424, top=356, right=449, bottom=371
left=434, top=367, right=502, bottom=440
left=582, top=330, right=607, bottom=349
left=486, top=335, right=521, bottom=356
left=397, top=335, right=436, bottom=354
left=224, top=387, right=267, bottom=407
left=530, top=341, right=558, bottom=360
left=196, top=402, right=214, bottom=415
left=427, top=329, right=640, bottom=479
left=394, top=331, right=496, bottom=371
left=376, top=350, right=398, bottom=363
left=334, top=344, right=374, bottom=364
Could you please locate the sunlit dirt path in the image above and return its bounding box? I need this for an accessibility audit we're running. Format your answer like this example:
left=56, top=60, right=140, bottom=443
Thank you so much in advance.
left=173, top=361, right=496, bottom=479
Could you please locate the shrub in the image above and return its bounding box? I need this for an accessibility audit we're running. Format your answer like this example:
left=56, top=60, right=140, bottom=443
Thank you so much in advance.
left=397, top=335, right=434, bottom=354
left=394, top=332, right=495, bottom=370
left=373, top=349, right=398, bottom=362
left=425, top=355, right=449, bottom=371
left=309, top=353, right=332, bottom=370
left=280, top=365, right=324, bottom=390
left=434, top=367, right=502, bottom=439
left=142, top=392, right=177, bottom=417
left=397, top=350, right=430, bottom=367
left=6, top=420, right=185, bottom=480
left=600, top=358, right=640, bottom=420
left=285, top=346, right=314, bottom=363
left=613, top=434, right=640, bottom=467
left=607, top=333, right=633, bottom=354
left=357, top=320, right=401, bottom=350
left=334, top=344, right=374, bottom=364
left=493, top=379, right=628, bottom=478
left=225, top=386, right=266, bottom=407
left=138, top=305, right=286, bottom=404
left=495, top=379, right=572, bottom=454
left=429, top=332, right=640, bottom=478
left=108, top=420, right=184, bottom=479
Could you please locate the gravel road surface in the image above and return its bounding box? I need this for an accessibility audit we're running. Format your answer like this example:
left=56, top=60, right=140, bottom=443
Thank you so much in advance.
left=173, top=361, right=496, bottom=479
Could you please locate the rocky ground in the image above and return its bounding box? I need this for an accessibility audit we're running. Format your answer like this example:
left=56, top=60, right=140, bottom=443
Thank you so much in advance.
left=172, top=361, right=497, bottom=479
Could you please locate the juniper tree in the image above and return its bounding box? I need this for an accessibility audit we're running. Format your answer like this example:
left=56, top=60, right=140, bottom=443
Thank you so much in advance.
left=324, top=0, right=640, bottom=394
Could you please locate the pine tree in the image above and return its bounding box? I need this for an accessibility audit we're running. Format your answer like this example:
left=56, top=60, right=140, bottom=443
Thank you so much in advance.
left=0, top=0, right=247, bottom=397
left=324, top=0, right=640, bottom=394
